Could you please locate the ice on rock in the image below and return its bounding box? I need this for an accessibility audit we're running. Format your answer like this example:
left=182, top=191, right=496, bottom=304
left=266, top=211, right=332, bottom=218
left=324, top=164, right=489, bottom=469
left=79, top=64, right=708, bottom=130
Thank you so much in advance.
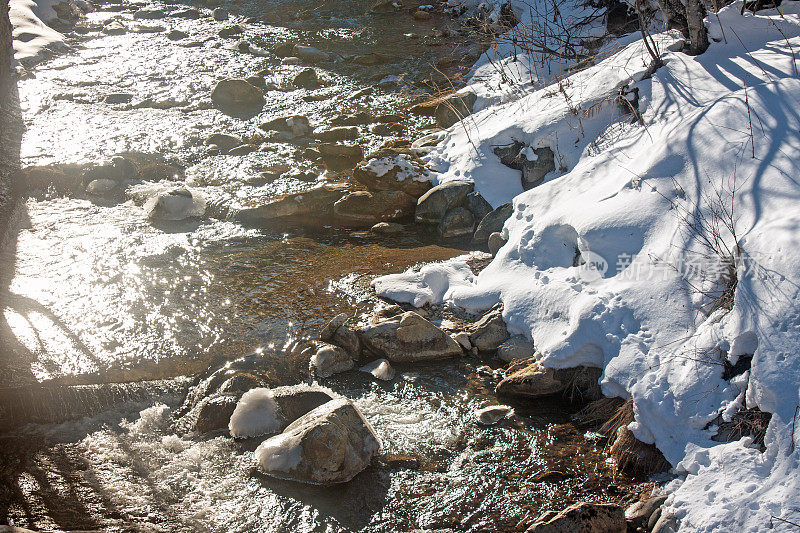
left=359, top=359, right=395, bottom=381
left=228, top=388, right=281, bottom=438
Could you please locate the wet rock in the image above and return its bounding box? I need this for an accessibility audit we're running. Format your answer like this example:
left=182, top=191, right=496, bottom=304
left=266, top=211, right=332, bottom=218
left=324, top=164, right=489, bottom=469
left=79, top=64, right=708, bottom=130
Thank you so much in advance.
left=611, top=426, right=670, bottom=476
left=254, top=398, right=381, bottom=485
left=332, top=111, right=374, bottom=126
left=212, top=7, right=228, bottom=20
left=370, top=123, right=404, bottom=136
left=476, top=405, right=514, bottom=426
left=211, top=78, right=265, bottom=115
left=293, top=45, right=330, bottom=63
left=145, top=188, right=206, bottom=220
left=310, top=343, right=354, bottom=378
left=318, top=143, right=364, bottom=163
left=488, top=231, right=506, bottom=256
left=171, top=8, right=200, bottom=19
left=493, top=141, right=555, bottom=190
left=473, top=202, right=513, bottom=244
left=370, top=222, right=404, bottom=235
left=104, top=92, right=133, bottom=104
left=352, top=52, right=389, bottom=65
left=139, top=161, right=184, bottom=181
left=359, top=311, right=463, bottom=363
left=530, top=470, right=571, bottom=483
left=273, top=41, right=296, bottom=57
left=102, top=20, right=126, bottom=35
left=167, top=29, right=188, bottom=40
left=229, top=144, right=257, bottom=156
left=218, top=373, right=268, bottom=395
left=206, top=133, right=243, bottom=153
left=497, top=335, right=534, bottom=362
left=626, top=494, right=668, bottom=531
left=415, top=180, right=473, bottom=223
left=527, top=502, right=626, bottom=533
left=320, top=313, right=349, bottom=340
left=260, top=115, right=312, bottom=138
left=353, top=153, right=431, bottom=197
left=314, top=126, right=359, bottom=142
left=333, top=190, right=415, bottom=227
left=451, top=332, right=471, bottom=350
left=438, top=207, right=474, bottom=239
left=229, top=385, right=335, bottom=438
left=293, top=67, right=319, bottom=89
left=350, top=87, right=373, bottom=99
left=372, top=304, right=404, bottom=323
left=413, top=9, right=431, bottom=20
left=469, top=309, right=509, bottom=352
left=234, top=183, right=348, bottom=225
left=359, top=359, right=395, bottom=380
left=410, top=91, right=477, bottom=128
left=466, top=191, right=492, bottom=222
left=496, top=361, right=603, bottom=402
left=133, top=8, right=165, bottom=19
left=218, top=24, right=244, bottom=38
left=86, top=178, right=117, bottom=195
left=195, top=394, right=238, bottom=434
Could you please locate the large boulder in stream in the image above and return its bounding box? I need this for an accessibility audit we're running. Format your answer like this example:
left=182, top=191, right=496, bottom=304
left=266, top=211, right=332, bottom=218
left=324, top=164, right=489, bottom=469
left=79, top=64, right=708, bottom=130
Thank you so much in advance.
left=254, top=398, right=381, bottom=484
left=210, top=78, right=265, bottom=115
left=359, top=311, right=463, bottom=363
left=415, top=180, right=473, bottom=223
left=233, top=182, right=348, bottom=225
left=228, top=385, right=335, bottom=438
left=352, top=153, right=432, bottom=198
left=333, top=190, right=415, bottom=227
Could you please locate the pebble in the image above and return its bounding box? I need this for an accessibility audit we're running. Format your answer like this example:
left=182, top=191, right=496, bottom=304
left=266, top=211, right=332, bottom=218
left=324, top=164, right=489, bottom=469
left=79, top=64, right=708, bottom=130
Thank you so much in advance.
left=475, top=405, right=514, bottom=426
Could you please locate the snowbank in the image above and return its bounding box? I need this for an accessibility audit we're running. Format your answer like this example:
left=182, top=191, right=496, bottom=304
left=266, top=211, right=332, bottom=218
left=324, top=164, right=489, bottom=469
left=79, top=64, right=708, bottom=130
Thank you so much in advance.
left=375, top=2, right=800, bottom=530
left=9, top=0, right=65, bottom=62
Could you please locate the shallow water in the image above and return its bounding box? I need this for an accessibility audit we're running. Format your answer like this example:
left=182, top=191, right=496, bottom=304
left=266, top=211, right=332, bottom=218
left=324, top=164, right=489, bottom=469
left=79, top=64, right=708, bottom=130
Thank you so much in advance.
left=0, top=0, right=641, bottom=529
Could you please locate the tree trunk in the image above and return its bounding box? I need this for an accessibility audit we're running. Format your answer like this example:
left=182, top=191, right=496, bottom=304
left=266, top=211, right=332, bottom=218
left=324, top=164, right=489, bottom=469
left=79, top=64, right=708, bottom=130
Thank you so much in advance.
left=685, top=0, right=710, bottom=54
left=0, top=0, right=11, bottom=104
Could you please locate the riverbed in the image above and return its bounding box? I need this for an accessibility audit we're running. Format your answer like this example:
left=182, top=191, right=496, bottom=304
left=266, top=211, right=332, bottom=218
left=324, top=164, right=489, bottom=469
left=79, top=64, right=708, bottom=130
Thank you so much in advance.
left=0, top=0, right=645, bottom=529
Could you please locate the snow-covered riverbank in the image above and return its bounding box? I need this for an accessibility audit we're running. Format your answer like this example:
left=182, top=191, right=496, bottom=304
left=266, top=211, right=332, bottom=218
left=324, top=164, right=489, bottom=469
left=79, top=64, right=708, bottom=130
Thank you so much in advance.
left=375, top=1, right=800, bottom=530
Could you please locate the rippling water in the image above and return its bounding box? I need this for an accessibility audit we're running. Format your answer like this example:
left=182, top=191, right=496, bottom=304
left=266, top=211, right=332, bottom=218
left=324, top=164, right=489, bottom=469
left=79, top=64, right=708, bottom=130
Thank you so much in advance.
left=0, top=0, right=641, bottom=529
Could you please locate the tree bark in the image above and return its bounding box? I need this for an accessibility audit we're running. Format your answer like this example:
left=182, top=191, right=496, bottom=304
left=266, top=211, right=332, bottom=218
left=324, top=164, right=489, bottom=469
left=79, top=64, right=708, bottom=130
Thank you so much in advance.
left=685, top=0, right=710, bottom=54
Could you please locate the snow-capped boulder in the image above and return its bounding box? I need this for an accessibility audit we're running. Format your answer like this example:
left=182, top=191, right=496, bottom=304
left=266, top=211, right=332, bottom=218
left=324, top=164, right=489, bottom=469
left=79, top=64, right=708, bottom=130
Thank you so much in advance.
left=310, top=342, right=354, bottom=378
left=229, top=385, right=334, bottom=438
left=352, top=153, right=432, bottom=197
left=210, top=78, right=265, bottom=116
left=493, top=141, right=555, bottom=190
left=415, top=180, right=473, bottom=223
left=254, top=398, right=381, bottom=484
left=496, top=361, right=602, bottom=401
left=359, top=311, right=463, bottom=363
left=527, top=502, right=625, bottom=533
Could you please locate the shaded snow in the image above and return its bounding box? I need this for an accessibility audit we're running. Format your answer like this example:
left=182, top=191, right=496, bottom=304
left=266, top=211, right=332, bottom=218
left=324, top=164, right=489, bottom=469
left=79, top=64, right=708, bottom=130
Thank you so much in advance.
left=10, top=0, right=65, bottom=61
left=228, top=388, right=281, bottom=438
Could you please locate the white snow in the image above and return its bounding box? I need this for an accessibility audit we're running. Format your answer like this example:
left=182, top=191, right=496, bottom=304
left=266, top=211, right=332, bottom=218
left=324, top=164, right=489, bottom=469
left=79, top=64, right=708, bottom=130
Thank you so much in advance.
left=254, top=430, right=304, bottom=473
left=363, top=154, right=431, bottom=183
left=9, top=0, right=65, bottom=62
left=228, top=388, right=282, bottom=438
left=374, top=1, right=800, bottom=530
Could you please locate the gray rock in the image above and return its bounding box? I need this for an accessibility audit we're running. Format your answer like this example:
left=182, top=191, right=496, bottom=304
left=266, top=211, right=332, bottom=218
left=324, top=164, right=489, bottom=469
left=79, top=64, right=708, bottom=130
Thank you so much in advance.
left=310, top=342, right=354, bottom=378
left=320, top=313, right=349, bottom=341
left=333, top=190, right=415, bottom=227
left=318, top=143, right=364, bottom=162
left=167, top=29, right=188, bottom=40
left=526, top=502, right=626, bottom=533
left=145, top=188, right=206, bottom=220
left=370, top=222, right=405, bottom=235
left=195, top=394, right=238, bottom=434
left=104, top=92, right=133, bottom=104
left=359, top=311, right=463, bottom=363
left=497, top=335, right=534, bottom=362
left=473, top=203, right=513, bottom=244
left=293, top=68, right=319, bottom=89
left=234, top=183, right=348, bottom=225
left=293, top=45, right=330, bottom=63
left=466, top=191, right=492, bottom=222
left=493, top=141, right=555, bottom=190
left=314, top=126, right=359, bottom=142
left=415, top=180, right=473, bottom=223
left=438, top=207, right=474, bottom=239
left=359, top=359, right=395, bottom=380
left=260, top=115, right=312, bottom=138
left=651, top=511, right=678, bottom=533
left=488, top=231, right=506, bottom=256
left=469, top=309, right=509, bottom=352
left=133, top=8, right=165, bottom=19
left=210, top=78, right=265, bottom=115
left=218, top=24, right=244, bottom=38
left=229, top=144, right=257, bottom=156
left=353, top=154, right=432, bottom=198
left=206, top=133, right=243, bottom=152
left=102, top=20, right=126, bottom=35
left=86, top=178, right=117, bottom=195
left=212, top=7, right=228, bottom=20
left=476, top=405, right=514, bottom=426
left=626, top=495, right=668, bottom=531
left=254, top=398, right=381, bottom=484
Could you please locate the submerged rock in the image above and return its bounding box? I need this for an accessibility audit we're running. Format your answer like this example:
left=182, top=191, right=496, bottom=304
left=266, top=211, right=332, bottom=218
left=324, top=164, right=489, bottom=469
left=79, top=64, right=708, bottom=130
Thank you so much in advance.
left=475, top=405, right=514, bottom=426
left=527, top=502, right=626, bottom=533
left=229, top=385, right=335, bottom=438
left=359, top=311, right=463, bottom=363
left=210, top=78, right=265, bottom=115
left=254, top=398, right=381, bottom=484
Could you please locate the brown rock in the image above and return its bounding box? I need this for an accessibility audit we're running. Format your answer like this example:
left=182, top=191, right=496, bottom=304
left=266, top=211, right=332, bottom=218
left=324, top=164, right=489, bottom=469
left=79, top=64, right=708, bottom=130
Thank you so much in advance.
left=527, top=501, right=626, bottom=533
left=359, top=311, right=463, bottom=363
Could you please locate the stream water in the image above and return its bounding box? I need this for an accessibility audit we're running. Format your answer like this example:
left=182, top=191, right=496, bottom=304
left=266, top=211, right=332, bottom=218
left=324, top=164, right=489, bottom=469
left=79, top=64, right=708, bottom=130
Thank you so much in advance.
left=0, top=0, right=641, bottom=530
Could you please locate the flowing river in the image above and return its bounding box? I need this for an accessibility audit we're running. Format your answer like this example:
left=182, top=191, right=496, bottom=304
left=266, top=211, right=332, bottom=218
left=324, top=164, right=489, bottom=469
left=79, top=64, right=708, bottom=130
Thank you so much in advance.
left=0, top=0, right=644, bottom=530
